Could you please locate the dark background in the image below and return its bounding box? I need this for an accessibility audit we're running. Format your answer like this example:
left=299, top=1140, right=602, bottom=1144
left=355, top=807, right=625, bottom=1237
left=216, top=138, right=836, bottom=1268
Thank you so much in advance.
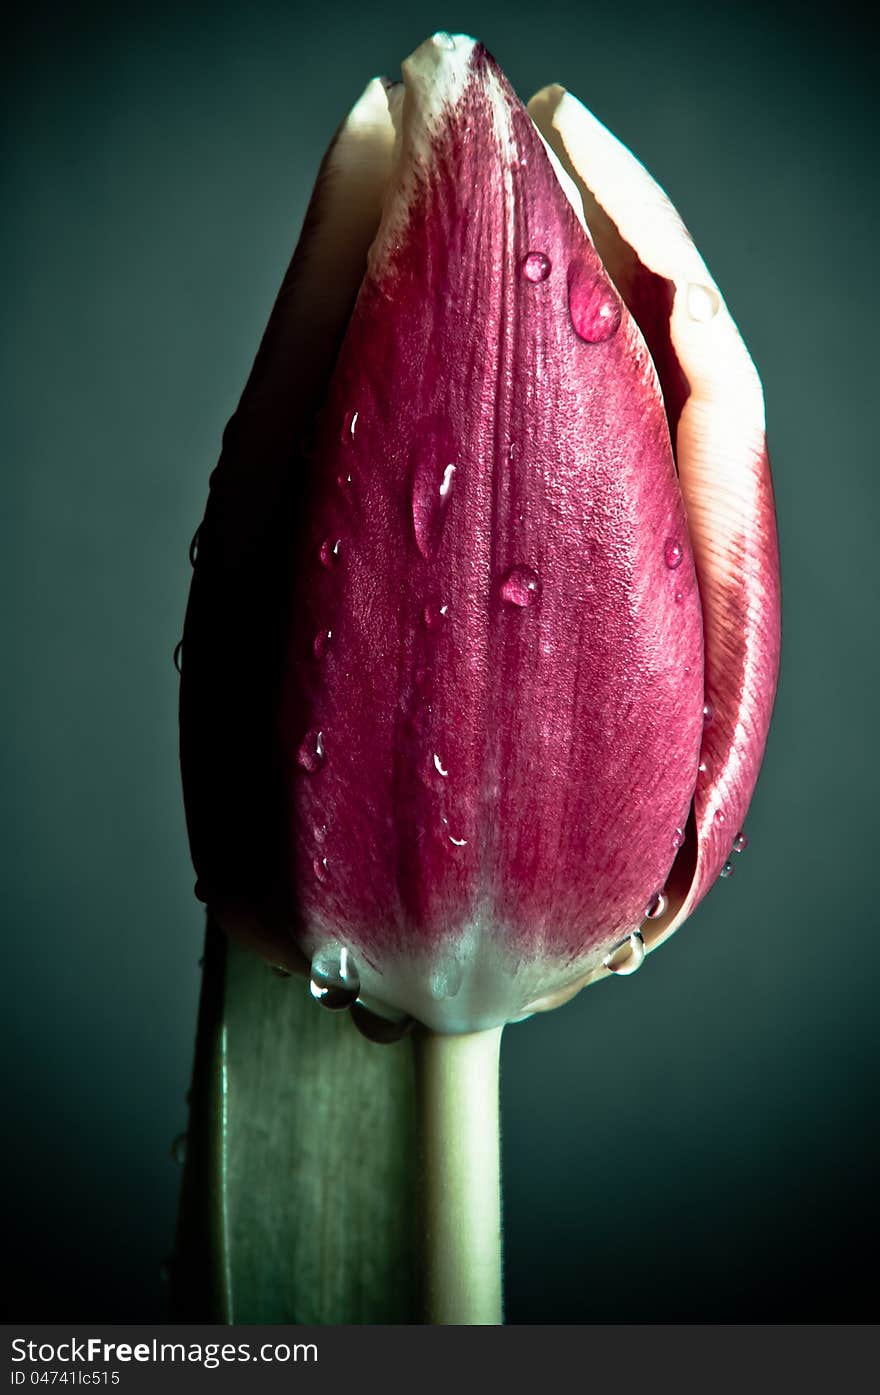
left=4, top=0, right=877, bottom=1322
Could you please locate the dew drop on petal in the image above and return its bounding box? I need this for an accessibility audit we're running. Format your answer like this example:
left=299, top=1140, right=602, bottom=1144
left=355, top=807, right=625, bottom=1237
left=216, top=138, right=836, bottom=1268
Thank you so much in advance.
left=672, top=826, right=685, bottom=850
left=341, top=409, right=359, bottom=443
left=687, top=282, right=721, bottom=323
left=733, top=831, right=749, bottom=853
left=423, top=597, right=450, bottom=630
left=319, top=537, right=341, bottom=569
left=703, top=701, right=714, bottom=725
left=313, top=856, right=329, bottom=883
left=664, top=538, right=684, bottom=570
left=521, top=250, right=551, bottom=283
left=719, top=861, right=735, bottom=879
left=412, top=455, right=456, bottom=559
left=714, top=809, right=726, bottom=825
left=297, top=729, right=325, bottom=773
left=309, top=944, right=360, bottom=1010
left=645, top=891, right=668, bottom=920
left=433, top=753, right=449, bottom=778
left=603, top=930, right=646, bottom=976
left=568, top=262, right=622, bottom=343
left=429, top=960, right=464, bottom=1000
left=500, top=565, right=541, bottom=608
left=313, top=628, right=332, bottom=659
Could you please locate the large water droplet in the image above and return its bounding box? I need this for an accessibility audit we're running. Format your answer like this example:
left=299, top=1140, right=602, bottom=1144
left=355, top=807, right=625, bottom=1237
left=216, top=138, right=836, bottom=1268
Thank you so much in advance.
left=173, top=640, right=183, bottom=674
left=522, top=250, right=551, bottom=283
left=645, top=891, right=668, bottom=920
left=433, top=753, right=449, bottom=778
left=297, top=729, right=325, bottom=773
left=719, top=860, right=735, bottom=879
left=189, top=527, right=200, bottom=566
left=412, top=458, right=456, bottom=559
left=170, top=1133, right=187, bottom=1165
left=664, top=538, right=684, bottom=569
left=309, top=944, right=360, bottom=1010
left=603, top=930, right=646, bottom=976
left=423, top=597, right=450, bottom=630
left=733, top=830, right=748, bottom=853
left=313, top=628, right=332, bottom=659
left=568, top=262, right=622, bottom=342
left=687, top=283, right=721, bottom=323
left=320, top=537, right=341, bottom=569
left=429, top=960, right=464, bottom=1000
left=500, top=565, right=541, bottom=608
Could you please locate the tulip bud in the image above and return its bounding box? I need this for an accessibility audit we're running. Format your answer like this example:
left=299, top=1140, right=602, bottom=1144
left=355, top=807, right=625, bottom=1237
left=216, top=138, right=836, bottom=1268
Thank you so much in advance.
left=180, top=35, right=780, bottom=1035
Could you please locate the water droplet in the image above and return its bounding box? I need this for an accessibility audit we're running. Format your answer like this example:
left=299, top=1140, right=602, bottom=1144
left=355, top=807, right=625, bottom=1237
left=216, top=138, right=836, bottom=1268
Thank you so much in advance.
left=341, top=408, right=359, bottom=442
left=568, top=262, right=622, bottom=342
left=687, top=283, right=721, bottom=323
left=645, top=891, right=668, bottom=920
left=500, top=564, right=541, bottom=608
left=521, top=250, right=551, bottom=283
left=337, top=472, right=353, bottom=491
left=272, top=964, right=291, bottom=979
left=703, top=701, right=714, bottom=724
left=733, top=830, right=748, bottom=853
left=412, top=452, right=456, bottom=559
left=429, top=960, right=464, bottom=1000
left=714, top=808, right=726, bottom=825
left=173, top=640, right=183, bottom=674
left=507, top=442, right=518, bottom=463
left=432, top=30, right=456, bottom=49
left=313, top=628, right=332, bottom=659
left=672, top=826, right=685, bottom=850
left=433, top=753, right=449, bottom=777
left=319, top=537, right=341, bottom=569
left=674, top=590, right=684, bottom=604
left=314, top=821, right=328, bottom=843
left=309, top=944, right=360, bottom=1010
left=698, top=759, right=708, bottom=775
left=719, top=860, right=735, bottom=879
left=664, top=538, right=684, bottom=569
left=423, top=597, right=450, bottom=629
left=170, top=1133, right=187, bottom=1165
left=189, top=527, right=200, bottom=566
left=441, top=816, right=468, bottom=847
left=313, top=856, right=329, bottom=882
left=297, top=729, right=325, bottom=773
left=603, top=930, right=646, bottom=976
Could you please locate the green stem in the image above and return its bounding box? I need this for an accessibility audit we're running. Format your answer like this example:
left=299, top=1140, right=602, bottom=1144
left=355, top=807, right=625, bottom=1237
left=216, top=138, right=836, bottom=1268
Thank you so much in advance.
left=415, top=1026, right=504, bottom=1325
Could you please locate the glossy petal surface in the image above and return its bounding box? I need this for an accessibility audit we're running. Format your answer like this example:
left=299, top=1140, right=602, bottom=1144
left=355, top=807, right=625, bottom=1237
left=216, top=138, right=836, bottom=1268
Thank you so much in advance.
left=529, top=86, right=781, bottom=953
left=280, top=38, right=704, bottom=1028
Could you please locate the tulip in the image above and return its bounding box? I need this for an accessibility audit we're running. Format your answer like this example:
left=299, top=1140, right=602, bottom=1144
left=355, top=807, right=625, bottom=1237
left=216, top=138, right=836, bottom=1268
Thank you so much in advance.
left=178, top=32, right=780, bottom=1323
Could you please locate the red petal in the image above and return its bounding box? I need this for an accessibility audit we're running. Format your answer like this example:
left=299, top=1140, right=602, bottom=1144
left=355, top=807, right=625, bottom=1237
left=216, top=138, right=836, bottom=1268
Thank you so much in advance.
left=529, top=86, right=781, bottom=951
left=179, top=78, right=397, bottom=963
left=280, top=38, right=704, bottom=1028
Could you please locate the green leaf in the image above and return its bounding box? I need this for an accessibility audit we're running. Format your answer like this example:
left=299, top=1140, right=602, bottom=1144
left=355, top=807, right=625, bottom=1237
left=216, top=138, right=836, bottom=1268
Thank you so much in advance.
left=171, top=919, right=419, bottom=1322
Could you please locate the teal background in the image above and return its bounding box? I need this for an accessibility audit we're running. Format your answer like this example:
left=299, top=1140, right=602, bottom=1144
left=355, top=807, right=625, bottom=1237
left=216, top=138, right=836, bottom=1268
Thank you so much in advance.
left=4, top=0, right=877, bottom=1321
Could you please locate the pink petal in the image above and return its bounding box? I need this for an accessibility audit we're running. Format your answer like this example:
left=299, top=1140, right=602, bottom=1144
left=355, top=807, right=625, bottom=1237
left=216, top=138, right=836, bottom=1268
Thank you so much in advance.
left=529, top=86, right=781, bottom=952
left=179, top=77, right=397, bottom=967
left=280, top=37, right=704, bottom=1029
